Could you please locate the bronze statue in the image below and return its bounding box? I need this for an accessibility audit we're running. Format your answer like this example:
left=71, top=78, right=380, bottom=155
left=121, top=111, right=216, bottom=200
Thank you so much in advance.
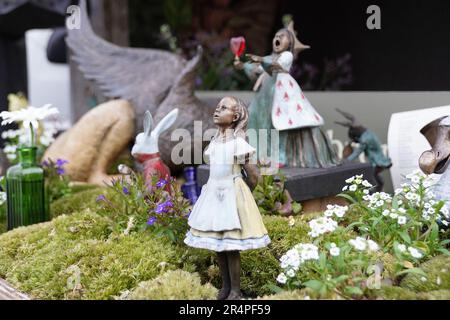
left=67, top=0, right=214, bottom=172
left=419, top=116, right=450, bottom=228
left=335, top=108, right=392, bottom=192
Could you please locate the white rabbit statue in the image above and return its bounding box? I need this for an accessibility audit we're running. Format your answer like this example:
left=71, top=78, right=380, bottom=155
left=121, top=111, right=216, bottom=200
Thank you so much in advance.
left=131, top=108, right=179, bottom=186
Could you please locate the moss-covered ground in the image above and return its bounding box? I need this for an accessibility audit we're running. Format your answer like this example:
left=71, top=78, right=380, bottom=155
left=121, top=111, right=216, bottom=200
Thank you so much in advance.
left=0, top=186, right=448, bottom=300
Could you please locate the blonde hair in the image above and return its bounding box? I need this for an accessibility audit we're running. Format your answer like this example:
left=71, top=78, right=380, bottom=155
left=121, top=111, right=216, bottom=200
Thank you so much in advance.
left=213, top=96, right=249, bottom=140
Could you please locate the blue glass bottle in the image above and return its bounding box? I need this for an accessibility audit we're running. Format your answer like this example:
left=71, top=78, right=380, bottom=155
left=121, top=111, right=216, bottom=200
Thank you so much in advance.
left=181, top=166, right=201, bottom=205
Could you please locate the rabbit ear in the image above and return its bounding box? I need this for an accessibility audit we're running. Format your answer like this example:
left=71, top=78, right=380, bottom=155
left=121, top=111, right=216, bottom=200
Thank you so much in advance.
left=143, top=111, right=153, bottom=136
left=153, top=108, right=179, bottom=137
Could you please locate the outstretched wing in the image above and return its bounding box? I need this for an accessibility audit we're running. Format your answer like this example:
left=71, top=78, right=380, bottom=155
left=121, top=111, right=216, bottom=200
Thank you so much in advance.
left=66, top=0, right=186, bottom=114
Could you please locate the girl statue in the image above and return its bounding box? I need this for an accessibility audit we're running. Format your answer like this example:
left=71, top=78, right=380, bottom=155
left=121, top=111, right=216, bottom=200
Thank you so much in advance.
left=234, top=21, right=339, bottom=168
left=184, top=96, right=270, bottom=300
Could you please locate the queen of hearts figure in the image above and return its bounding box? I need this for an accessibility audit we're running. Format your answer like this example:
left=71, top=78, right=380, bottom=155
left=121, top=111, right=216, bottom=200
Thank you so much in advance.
left=234, top=21, right=339, bottom=168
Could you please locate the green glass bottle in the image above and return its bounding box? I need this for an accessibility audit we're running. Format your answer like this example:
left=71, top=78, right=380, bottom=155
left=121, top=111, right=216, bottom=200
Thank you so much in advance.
left=6, top=147, right=49, bottom=230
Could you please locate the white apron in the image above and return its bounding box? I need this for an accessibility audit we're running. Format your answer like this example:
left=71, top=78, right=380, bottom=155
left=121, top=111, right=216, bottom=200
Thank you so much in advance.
left=187, top=137, right=256, bottom=232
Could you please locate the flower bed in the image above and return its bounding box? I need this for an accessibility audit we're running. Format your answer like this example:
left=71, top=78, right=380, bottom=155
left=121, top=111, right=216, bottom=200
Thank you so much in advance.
left=0, top=171, right=448, bottom=300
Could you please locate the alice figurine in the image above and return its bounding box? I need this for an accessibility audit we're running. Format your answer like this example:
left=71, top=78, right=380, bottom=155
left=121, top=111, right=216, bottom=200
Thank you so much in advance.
left=234, top=21, right=339, bottom=168
left=184, top=96, right=270, bottom=300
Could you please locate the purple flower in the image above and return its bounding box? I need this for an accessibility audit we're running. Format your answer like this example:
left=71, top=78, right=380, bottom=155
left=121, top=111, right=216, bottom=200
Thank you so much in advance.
left=57, top=167, right=65, bottom=175
left=96, top=194, right=106, bottom=202
left=56, top=159, right=69, bottom=167
left=147, top=216, right=157, bottom=226
left=155, top=200, right=173, bottom=214
left=41, top=160, right=49, bottom=167
left=156, top=179, right=168, bottom=188
left=122, top=187, right=130, bottom=195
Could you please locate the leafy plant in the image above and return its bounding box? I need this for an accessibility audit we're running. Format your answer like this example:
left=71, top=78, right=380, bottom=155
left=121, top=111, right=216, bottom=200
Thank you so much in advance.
left=339, top=171, right=450, bottom=274
left=42, top=159, right=72, bottom=203
left=274, top=171, right=450, bottom=299
left=253, top=174, right=302, bottom=216
left=96, top=169, right=191, bottom=244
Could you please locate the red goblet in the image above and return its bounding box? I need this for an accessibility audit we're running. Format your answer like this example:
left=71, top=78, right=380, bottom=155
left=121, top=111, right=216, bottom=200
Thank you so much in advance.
left=230, top=37, right=246, bottom=60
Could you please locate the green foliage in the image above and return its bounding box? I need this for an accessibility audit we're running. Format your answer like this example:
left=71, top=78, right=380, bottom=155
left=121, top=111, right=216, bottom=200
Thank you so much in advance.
left=340, top=173, right=450, bottom=275
left=50, top=187, right=105, bottom=218
left=43, top=159, right=72, bottom=203
left=253, top=174, right=302, bottom=216
left=401, top=255, right=450, bottom=292
left=127, top=270, right=217, bottom=300
left=96, top=170, right=191, bottom=244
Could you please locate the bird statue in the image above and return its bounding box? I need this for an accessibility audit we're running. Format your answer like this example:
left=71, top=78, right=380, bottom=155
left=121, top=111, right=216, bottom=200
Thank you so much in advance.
left=66, top=0, right=215, bottom=173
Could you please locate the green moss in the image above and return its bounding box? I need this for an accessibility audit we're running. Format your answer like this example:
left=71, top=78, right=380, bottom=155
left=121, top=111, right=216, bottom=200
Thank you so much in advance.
left=127, top=270, right=217, bottom=300
left=50, top=187, right=105, bottom=218
left=418, top=290, right=450, bottom=300
left=178, top=216, right=312, bottom=297
left=0, top=210, right=181, bottom=300
left=401, top=255, right=450, bottom=292
left=367, top=285, right=450, bottom=300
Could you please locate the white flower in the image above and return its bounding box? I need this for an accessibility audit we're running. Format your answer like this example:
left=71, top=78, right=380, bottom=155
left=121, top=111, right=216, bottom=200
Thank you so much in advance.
left=345, top=176, right=355, bottom=184
left=397, top=216, right=407, bottom=225
left=440, top=206, right=449, bottom=217
left=308, top=217, right=338, bottom=237
left=363, top=189, right=369, bottom=195
left=408, top=247, right=423, bottom=259
left=277, top=273, right=287, bottom=284
left=405, top=192, right=414, bottom=200
left=349, top=185, right=357, bottom=192
left=342, top=185, right=348, bottom=191
left=397, top=244, right=406, bottom=252
left=398, top=208, right=406, bottom=214
left=329, top=245, right=340, bottom=257
left=286, top=269, right=296, bottom=278
left=420, top=277, right=427, bottom=282
left=382, top=209, right=390, bottom=216
left=394, top=188, right=403, bottom=195
left=3, top=145, right=17, bottom=154
left=0, top=104, right=58, bottom=129
left=427, top=208, right=435, bottom=215
left=376, top=200, right=384, bottom=207
left=442, top=220, right=449, bottom=227
left=362, top=180, right=373, bottom=188
left=367, top=240, right=379, bottom=252
left=349, top=237, right=367, bottom=251
left=0, top=192, right=6, bottom=205
left=389, top=212, right=398, bottom=219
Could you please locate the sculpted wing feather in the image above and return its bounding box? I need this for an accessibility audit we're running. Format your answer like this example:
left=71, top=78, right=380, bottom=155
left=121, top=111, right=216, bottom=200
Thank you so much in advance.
left=66, top=0, right=186, bottom=114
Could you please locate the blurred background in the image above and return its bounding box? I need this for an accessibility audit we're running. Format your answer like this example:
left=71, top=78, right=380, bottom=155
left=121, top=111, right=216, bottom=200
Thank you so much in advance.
left=1, top=0, right=450, bottom=192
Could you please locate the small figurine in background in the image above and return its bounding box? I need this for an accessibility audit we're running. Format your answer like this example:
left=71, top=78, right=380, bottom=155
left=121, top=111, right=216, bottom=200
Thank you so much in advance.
left=131, top=109, right=178, bottom=187
left=419, top=116, right=450, bottom=228
left=184, top=96, right=270, bottom=300
left=335, top=108, right=392, bottom=192
left=233, top=20, right=339, bottom=168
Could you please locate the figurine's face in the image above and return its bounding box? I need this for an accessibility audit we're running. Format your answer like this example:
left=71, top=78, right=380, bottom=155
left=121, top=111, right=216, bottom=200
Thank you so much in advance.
left=273, top=30, right=291, bottom=54
left=213, top=97, right=239, bottom=127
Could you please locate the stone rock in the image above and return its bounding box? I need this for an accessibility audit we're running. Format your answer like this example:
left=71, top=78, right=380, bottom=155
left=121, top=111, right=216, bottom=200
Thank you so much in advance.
left=43, top=100, right=135, bottom=185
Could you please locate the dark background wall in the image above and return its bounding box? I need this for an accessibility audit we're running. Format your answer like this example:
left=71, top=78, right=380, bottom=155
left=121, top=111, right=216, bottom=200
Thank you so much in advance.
left=280, top=0, right=450, bottom=90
